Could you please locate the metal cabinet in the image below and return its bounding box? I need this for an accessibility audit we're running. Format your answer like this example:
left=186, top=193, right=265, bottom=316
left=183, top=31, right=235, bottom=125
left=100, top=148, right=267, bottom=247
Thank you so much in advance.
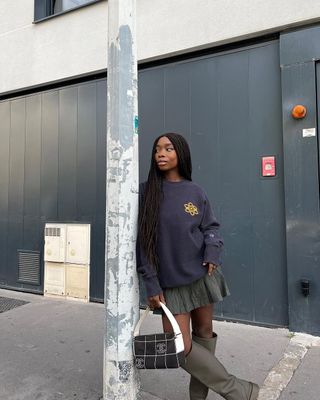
left=44, top=223, right=90, bottom=301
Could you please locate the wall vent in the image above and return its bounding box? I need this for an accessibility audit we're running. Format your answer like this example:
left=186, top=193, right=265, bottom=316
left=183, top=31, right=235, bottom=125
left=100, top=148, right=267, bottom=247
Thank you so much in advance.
left=18, top=250, right=41, bottom=285
left=45, top=227, right=61, bottom=237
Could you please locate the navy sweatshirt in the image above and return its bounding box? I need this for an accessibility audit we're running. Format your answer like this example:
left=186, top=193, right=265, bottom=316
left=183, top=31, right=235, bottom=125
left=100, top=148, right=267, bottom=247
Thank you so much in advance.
left=137, top=179, right=224, bottom=297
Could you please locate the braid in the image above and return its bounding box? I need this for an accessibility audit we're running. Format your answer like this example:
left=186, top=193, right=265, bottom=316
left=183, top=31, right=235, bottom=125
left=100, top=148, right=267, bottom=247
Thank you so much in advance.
left=139, top=133, right=192, bottom=269
left=138, top=166, right=162, bottom=268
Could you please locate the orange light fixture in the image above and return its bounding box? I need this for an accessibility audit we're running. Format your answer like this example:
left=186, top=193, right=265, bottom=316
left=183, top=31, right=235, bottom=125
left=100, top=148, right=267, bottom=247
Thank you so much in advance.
left=291, top=105, right=307, bottom=119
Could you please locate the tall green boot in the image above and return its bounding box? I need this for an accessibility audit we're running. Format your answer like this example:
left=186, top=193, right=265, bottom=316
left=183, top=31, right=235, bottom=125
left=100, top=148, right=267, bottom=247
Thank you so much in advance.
left=182, top=341, right=259, bottom=400
left=189, top=333, right=217, bottom=400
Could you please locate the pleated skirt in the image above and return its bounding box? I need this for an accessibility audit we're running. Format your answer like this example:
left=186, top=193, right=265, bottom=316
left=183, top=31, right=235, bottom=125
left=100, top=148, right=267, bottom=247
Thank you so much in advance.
left=163, top=268, right=230, bottom=315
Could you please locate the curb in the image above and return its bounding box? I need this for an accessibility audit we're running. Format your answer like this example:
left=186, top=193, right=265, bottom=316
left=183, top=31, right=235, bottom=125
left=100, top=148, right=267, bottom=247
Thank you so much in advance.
left=258, top=332, right=320, bottom=400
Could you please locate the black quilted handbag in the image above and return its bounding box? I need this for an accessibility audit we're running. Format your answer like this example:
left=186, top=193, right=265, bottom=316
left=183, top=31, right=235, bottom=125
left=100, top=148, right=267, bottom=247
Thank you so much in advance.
left=133, top=302, right=185, bottom=369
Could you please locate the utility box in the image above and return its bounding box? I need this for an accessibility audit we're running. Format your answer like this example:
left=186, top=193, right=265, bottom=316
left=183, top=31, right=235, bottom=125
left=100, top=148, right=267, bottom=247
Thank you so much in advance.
left=44, top=262, right=65, bottom=296
left=44, top=223, right=90, bottom=302
left=66, top=264, right=89, bottom=301
left=44, top=224, right=67, bottom=262
left=66, top=224, right=90, bottom=265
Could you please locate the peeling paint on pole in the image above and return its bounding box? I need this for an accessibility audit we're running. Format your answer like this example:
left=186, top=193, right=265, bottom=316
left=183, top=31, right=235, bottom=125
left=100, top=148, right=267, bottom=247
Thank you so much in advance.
left=104, top=1, right=140, bottom=399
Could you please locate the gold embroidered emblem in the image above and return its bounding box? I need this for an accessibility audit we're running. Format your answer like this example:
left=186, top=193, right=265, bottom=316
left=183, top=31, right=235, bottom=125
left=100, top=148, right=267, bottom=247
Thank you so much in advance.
left=184, top=202, right=199, bottom=216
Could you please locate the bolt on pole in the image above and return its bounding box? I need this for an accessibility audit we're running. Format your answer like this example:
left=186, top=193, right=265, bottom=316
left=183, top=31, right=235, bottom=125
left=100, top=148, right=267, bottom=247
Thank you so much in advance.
left=104, top=0, right=140, bottom=399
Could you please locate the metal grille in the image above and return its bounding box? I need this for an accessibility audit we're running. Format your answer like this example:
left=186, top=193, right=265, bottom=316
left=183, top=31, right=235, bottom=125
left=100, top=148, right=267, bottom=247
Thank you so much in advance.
left=18, top=250, right=41, bottom=285
left=0, top=297, right=29, bottom=313
left=45, top=227, right=61, bottom=237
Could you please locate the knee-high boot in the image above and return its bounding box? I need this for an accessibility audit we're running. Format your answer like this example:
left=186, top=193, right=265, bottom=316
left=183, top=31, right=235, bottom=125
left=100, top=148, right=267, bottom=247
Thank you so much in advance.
left=182, top=341, right=259, bottom=400
left=189, top=333, right=217, bottom=400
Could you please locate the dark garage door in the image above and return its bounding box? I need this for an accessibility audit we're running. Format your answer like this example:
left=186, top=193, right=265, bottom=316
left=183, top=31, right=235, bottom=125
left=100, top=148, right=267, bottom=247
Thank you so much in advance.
left=0, top=81, right=107, bottom=301
left=0, top=40, right=288, bottom=326
left=139, top=40, right=288, bottom=327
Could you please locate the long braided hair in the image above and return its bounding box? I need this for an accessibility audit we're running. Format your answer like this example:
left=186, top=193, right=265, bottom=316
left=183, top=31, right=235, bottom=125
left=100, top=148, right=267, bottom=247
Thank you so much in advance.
left=138, top=133, right=192, bottom=269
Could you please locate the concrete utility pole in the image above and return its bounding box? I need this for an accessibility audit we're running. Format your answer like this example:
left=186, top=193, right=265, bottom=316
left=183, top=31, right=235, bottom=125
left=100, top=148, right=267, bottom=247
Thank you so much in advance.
left=104, top=0, right=139, bottom=399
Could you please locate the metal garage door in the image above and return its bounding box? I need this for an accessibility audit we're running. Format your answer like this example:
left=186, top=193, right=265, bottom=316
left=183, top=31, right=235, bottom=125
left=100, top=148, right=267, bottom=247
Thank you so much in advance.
left=0, top=81, right=107, bottom=300
left=138, top=40, right=288, bottom=327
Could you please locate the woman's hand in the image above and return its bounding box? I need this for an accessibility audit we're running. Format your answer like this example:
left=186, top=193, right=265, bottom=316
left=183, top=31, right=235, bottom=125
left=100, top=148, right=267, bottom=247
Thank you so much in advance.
left=203, top=262, right=218, bottom=276
left=148, top=293, right=166, bottom=310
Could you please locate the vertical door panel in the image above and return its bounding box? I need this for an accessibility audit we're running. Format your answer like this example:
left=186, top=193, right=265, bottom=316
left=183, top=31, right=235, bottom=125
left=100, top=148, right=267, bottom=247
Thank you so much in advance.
left=58, top=87, right=78, bottom=220
left=24, top=95, right=41, bottom=251
left=138, top=68, right=165, bottom=181
left=41, top=91, right=59, bottom=221
left=7, top=99, right=25, bottom=285
left=91, top=80, right=107, bottom=300
left=77, top=83, right=97, bottom=220
left=217, top=51, right=251, bottom=212
left=164, top=64, right=191, bottom=139
left=215, top=51, right=254, bottom=321
left=0, top=102, right=10, bottom=282
left=248, top=45, right=288, bottom=325
left=190, top=58, right=220, bottom=201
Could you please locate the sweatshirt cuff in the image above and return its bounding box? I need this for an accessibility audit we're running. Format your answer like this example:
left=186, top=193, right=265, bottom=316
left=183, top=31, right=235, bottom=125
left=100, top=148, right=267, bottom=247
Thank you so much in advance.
left=203, top=245, right=222, bottom=266
left=143, top=276, right=163, bottom=297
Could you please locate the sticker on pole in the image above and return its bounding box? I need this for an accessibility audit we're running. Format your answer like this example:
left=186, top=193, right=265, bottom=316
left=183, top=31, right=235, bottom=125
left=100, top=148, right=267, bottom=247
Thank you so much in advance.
left=134, top=116, right=139, bottom=135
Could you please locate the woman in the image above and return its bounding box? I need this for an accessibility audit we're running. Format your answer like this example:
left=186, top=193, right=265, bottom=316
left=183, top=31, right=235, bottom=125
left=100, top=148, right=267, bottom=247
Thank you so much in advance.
left=137, top=133, right=259, bottom=400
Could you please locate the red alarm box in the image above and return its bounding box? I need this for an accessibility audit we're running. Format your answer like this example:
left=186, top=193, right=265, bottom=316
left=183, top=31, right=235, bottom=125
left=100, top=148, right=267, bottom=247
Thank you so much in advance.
left=262, top=156, right=276, bottom=177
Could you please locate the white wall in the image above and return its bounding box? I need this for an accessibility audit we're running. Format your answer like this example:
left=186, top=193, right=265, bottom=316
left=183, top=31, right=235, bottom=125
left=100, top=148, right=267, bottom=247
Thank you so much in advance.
left=1, top=0, right=320, bottom=94
left=0, top=0, right=108, bottom=94
left=138, top=0, right=320, bottom=59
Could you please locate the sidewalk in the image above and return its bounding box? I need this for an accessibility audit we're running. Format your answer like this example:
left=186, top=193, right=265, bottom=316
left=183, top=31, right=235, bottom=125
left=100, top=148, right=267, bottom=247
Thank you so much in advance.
left=0, top=288, right=319, bottom=400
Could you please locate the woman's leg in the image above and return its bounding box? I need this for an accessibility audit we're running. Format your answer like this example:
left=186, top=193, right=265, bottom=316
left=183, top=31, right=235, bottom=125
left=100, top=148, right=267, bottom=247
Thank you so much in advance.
left=189, top=304, right=216, bottom=400
left=191, top=303, right=214, bottom=338
left=162, top=312, right=192, bottom=355
left=182, top=340, right=259, bottom=400
left=162, top=305, right=259, bottom=400
left=182, top=304, right=259, bottom=400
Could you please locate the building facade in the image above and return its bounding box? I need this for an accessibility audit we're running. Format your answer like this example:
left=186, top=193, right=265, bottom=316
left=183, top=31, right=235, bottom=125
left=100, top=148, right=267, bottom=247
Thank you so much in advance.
left=0, top=0, right=320, bottom=335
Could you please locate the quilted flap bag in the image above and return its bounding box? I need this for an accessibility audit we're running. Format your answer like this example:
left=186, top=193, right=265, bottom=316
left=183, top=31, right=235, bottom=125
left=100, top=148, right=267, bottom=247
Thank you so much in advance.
left=133, top=302, right=185, bottom=369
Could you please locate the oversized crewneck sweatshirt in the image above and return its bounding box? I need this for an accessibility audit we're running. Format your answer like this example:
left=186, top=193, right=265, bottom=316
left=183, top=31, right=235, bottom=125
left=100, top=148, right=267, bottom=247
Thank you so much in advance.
left=137, top=179, right=224, bottom=297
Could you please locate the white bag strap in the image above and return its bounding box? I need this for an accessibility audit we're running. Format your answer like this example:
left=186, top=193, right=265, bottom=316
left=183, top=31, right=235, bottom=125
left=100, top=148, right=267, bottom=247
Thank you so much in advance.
left=133, top=302, right=182, bottom=337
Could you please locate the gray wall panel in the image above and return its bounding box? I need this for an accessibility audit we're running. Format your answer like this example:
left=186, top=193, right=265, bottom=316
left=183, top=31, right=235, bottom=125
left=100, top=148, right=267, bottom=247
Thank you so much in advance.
left=24, top=95, right=41, bottom=251
left=215, top=51, right=253, bottom=321
left=91, top=79, right=107, bottom=300
left=58, top=87, right=77, bottom=220
left=41, top=91, right=59, bottom=220
left=25, top=95, right=41, bottom=217
left=189, top=58, right=220, bottom=200
left=77, top=81, right=99, bottom=300
left=96, top=80, right=107, bottom=219
left=280, top=26, right=320, bottom=334
left=164, top=64, right=190, bottom=139
left=7, top=99, right=25, bottom=285
left=138, top=68, right=165, bottom=178
left=248, top=44, right=288, bottom=325
left=77, top=83, right=97, bottom=220
left=9, top=99, right=25, bottom=220
left=217, top=51, right=250, bottom=212
left=281, top=25, right=320, bottom=66
left=0, top=102, right=10, bottom=282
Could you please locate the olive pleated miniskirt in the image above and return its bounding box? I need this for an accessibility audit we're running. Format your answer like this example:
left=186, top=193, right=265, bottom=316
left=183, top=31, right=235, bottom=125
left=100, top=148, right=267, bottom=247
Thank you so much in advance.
left=162, top=268, right=230, bottom=315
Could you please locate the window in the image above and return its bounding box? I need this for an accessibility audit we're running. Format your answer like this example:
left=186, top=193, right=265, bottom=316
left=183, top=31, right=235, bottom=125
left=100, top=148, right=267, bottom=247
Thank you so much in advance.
left=54, top=0, right=94, bottom=13
left=34, top=0, right=102, bottom=21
